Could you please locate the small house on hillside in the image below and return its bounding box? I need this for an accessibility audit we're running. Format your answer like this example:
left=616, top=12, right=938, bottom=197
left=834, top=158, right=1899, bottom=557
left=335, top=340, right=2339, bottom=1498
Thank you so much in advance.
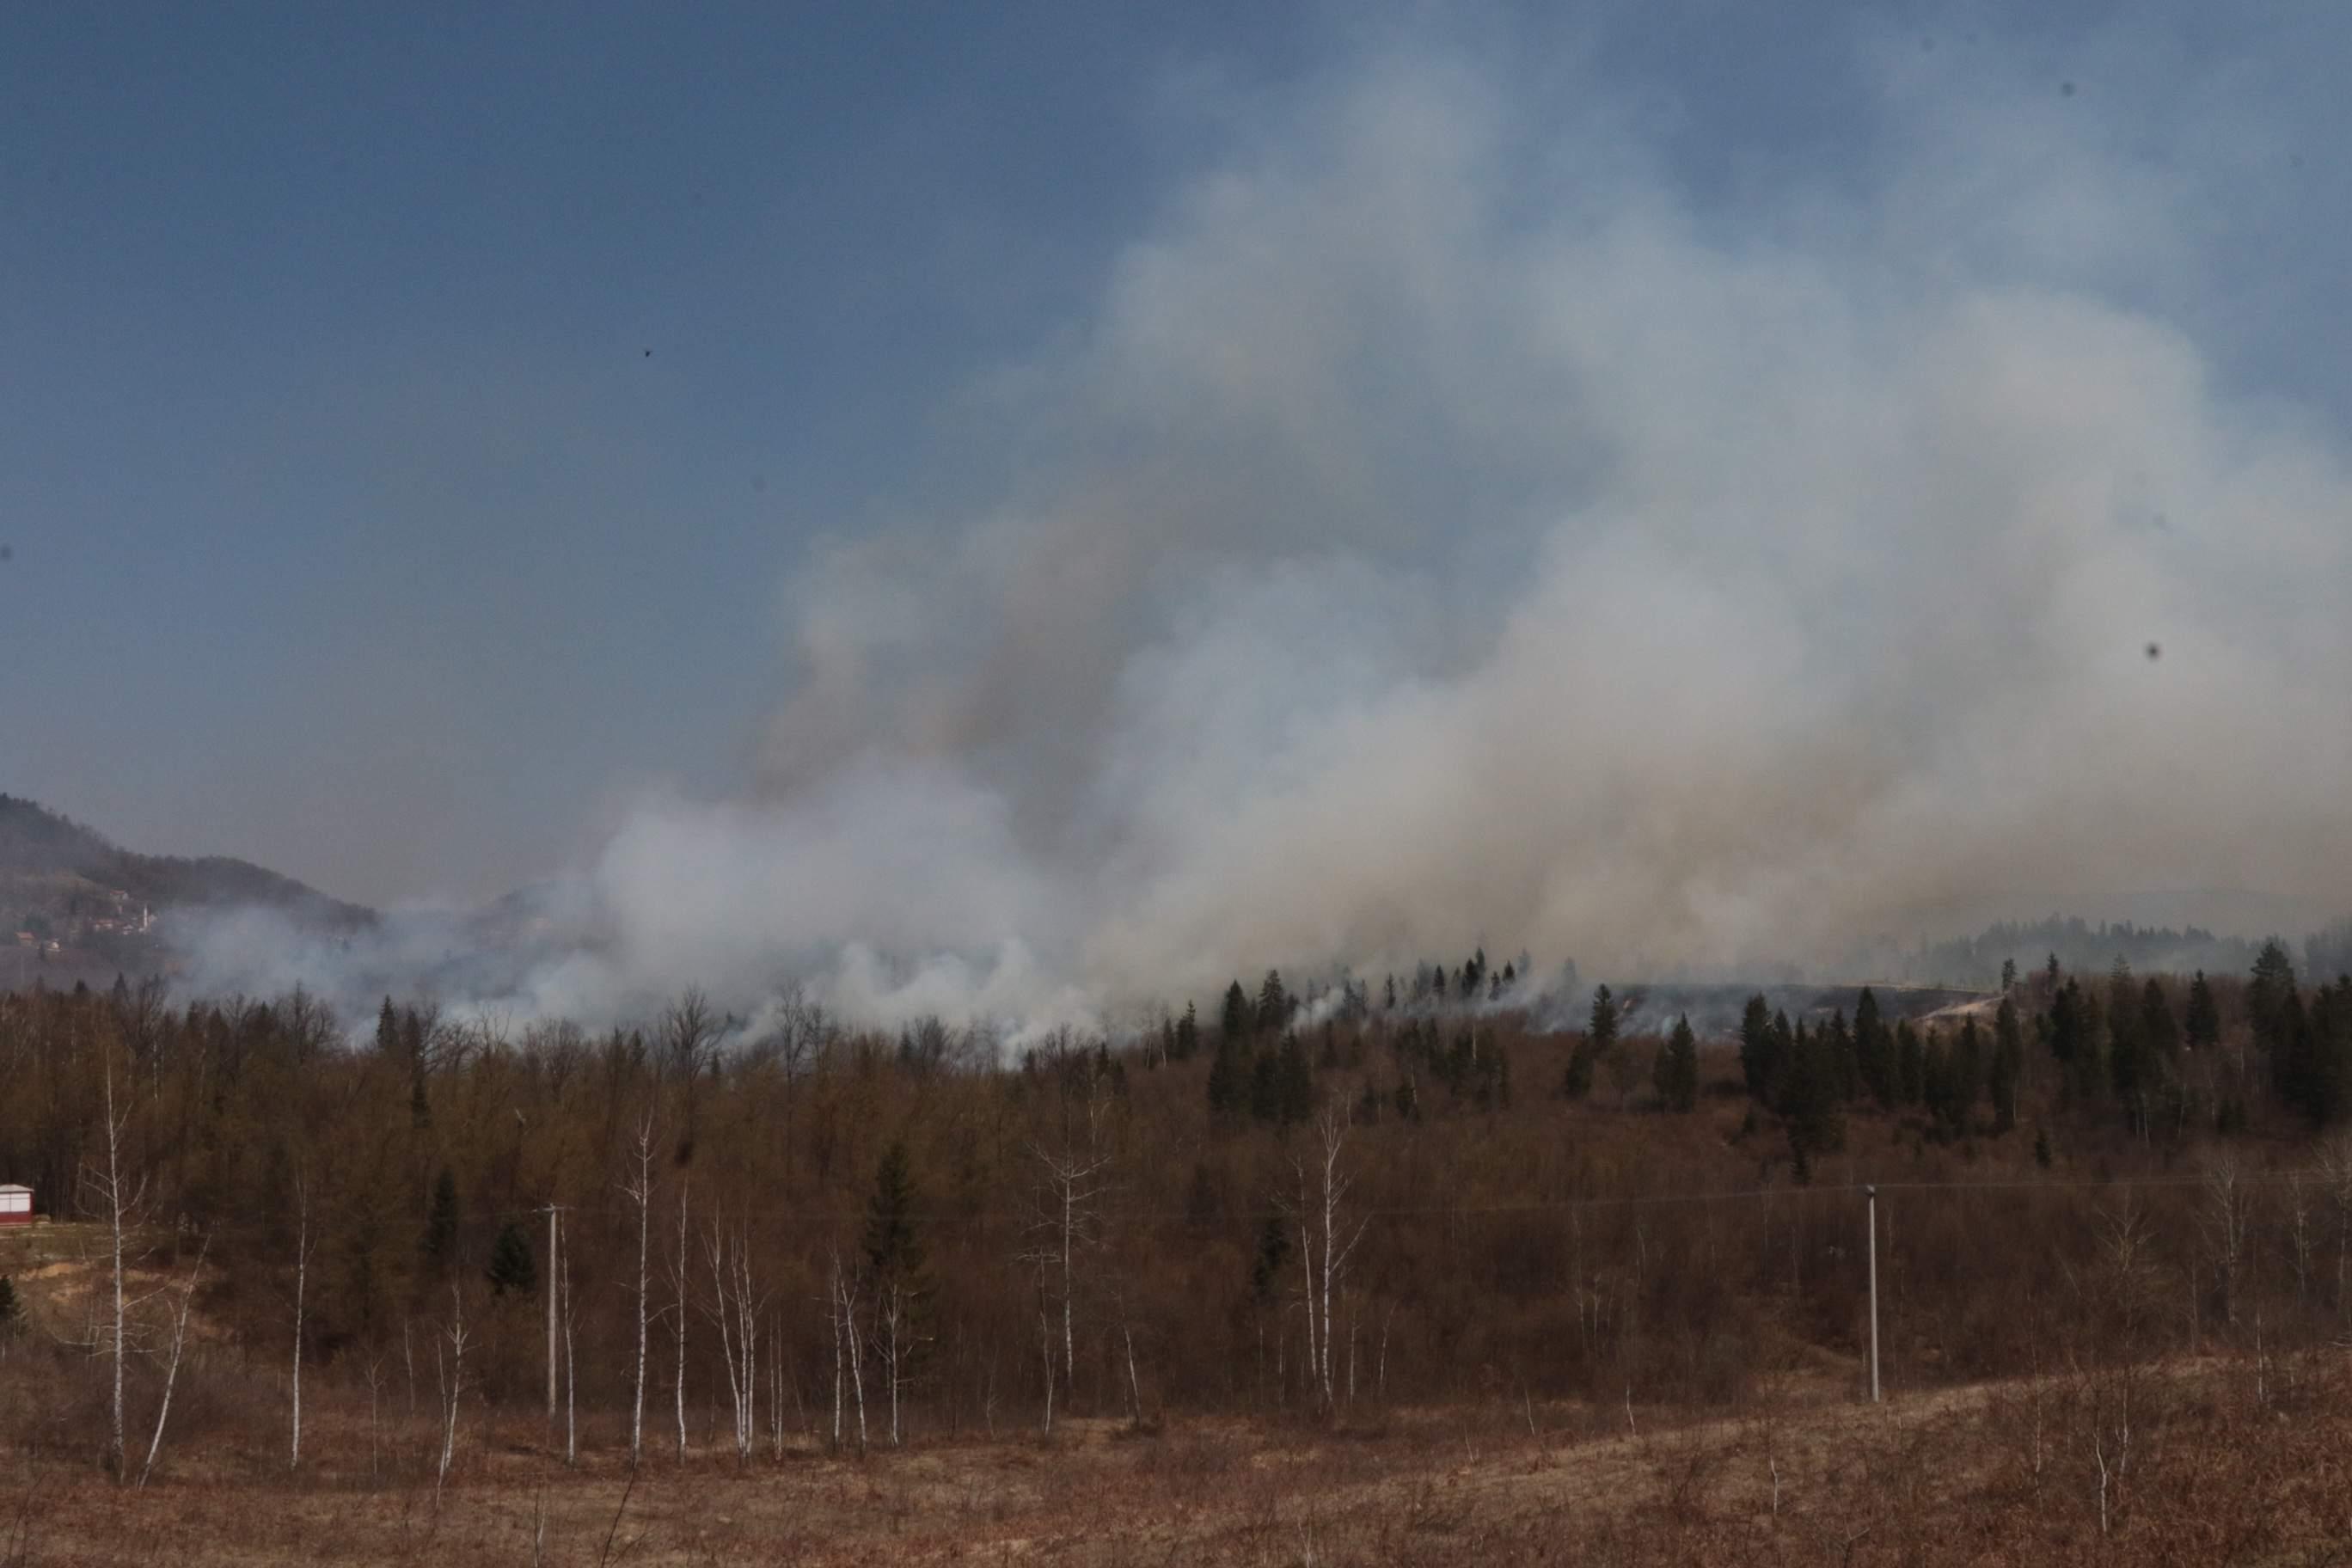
left=0, top=1185, right=32, bottom=1225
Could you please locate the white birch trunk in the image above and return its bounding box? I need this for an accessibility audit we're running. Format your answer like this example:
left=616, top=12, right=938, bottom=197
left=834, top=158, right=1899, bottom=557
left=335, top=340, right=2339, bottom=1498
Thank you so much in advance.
left=624, top=1116, right=654, bottom=1467
left=674, top=1180, right=689, bottom=1461
left=560, top=1234, right=578, bottom=1467
left=137, top=1236, right=206, bottom=1488
left=437, top=1283, right=468, bottom=1490
left=290, top=1185, right=308, bottom=1470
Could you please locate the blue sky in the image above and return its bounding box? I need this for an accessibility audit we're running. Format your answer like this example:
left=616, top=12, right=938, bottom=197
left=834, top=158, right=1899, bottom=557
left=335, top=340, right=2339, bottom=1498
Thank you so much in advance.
left=3, top=2, right=2349, bottom=921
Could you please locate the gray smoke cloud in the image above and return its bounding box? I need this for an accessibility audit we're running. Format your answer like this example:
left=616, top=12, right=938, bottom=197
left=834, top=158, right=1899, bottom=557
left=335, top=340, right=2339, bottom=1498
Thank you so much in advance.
left=180, top=38, right=2352, bottom=1038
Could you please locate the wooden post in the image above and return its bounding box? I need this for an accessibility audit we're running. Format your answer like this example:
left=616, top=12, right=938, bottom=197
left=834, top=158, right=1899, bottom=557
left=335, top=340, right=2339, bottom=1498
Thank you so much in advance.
left=546, top=1205, right=560, bottom=1432
left=1865, top=1185, right=1881, bottom=1404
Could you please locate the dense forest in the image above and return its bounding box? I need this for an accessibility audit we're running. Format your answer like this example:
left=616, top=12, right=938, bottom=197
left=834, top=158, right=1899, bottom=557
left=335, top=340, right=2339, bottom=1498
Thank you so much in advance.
left=3, top=940, right=2351, bottom=1482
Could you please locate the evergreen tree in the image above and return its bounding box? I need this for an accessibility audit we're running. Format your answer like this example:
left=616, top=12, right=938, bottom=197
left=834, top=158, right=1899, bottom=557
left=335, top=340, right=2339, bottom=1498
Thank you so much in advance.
left=1248, top=1046, right=1282, bottom=1123
left=1393, top=1073, right=1419, bottom=1122
left=1220, top=981, right=1251, bottom=1043
left=2184, top=970, right=2220, bottom=1050
left=1255, top=971, right=1292, bottom=1035
left=2048, top=977, right=2110, bottom=1104
left=1655, top=1014, right=1700, bottom=1112
left=425, top=1167, right=459, bottom=1268
left=1562, top=1034, right=1597, bottom=1099
left=1587, top=985, right=1619, bottom=1057
left=1780, top=1025, right=1845, bottom=1168
left=2250, top=939, right=2299, bottom=1050
left=864, top=1141, right=927, bottom=1291
left=0, top=1275, right=20, bottom=1337
left=486, top=1221, right=536, bottom=1297
left=2000, top=958, right=2018, bottom=992
left=2313, top=980, right=2352, bottom=1130
left=1173, top=1001, right=1199, bottom=1062
left=1895, top=1020, right=1925, bottom=1106
left=1825, top=1009, right=1859, bottom=1103
left=1920, top=1036, right=1952, bottom=1132
left=1950, top=1017, right=1983, bottom=1130
left=374, top=995, right=399, bottom=1057
left=1988, top=997, right=2024, bottom=1133
left=2106, top=960, right=2147, bottom=1110
left=1853, top=988, right=1893, bottom=1106
left=2141, top=978, right=2178, bottom=1061
left=1205, top=1031, right=1246, bottom=1118
left=1737, top=995, right=1779, bottom=1102
left=1274, top=1032, right=1314, bottom=1126
left=2272, top=989, right=2323, bottom=1126
left=406, top=1010, right=432, bottom=1130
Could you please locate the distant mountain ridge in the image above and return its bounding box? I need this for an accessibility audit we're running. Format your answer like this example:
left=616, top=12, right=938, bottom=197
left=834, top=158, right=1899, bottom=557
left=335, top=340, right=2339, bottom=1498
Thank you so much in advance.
left=0, top=794, right=375, bottom=932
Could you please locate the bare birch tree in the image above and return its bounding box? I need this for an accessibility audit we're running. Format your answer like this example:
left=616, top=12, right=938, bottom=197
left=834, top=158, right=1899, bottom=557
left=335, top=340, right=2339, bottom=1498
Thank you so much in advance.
left=136, top=1234, right=207, bottom=1488
left=1283, top=1106, right=1370, bottom=1409
left=79, top=1062, right=145, bottom=1480
left=828, top=1248, right=867, bottom=1454
left=701, top=1214, right=761, bottom=1465
left=671, top=1178, right=690, bottom=1462
left=289, top=1175, right=310, bottom=1471
left=544, top=1204, right=560, bottom=1436
left=1027, top=1136, right=1110, bottom=1397
left=620, top=1113, right=656, bottom=1467
left=560, top=1227, right=579, bottom=1467
left=435, top=1282, right=469, bottom=1493
left=2199, top=1148, right=2250, bottom=1329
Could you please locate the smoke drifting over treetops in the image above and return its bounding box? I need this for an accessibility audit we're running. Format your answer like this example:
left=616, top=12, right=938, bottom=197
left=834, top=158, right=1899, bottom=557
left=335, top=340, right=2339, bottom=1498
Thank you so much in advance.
left=184, top=41, right=2352, bottom=1038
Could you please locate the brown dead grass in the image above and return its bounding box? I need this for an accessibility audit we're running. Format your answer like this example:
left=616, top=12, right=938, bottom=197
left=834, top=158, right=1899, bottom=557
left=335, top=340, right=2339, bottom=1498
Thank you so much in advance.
left=9, top=1353, right=2351, bottom=1566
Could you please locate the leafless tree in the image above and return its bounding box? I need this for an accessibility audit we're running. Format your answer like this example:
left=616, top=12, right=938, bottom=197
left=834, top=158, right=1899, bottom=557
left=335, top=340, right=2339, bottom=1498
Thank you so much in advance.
left=1033, top=1254, right=1056, bottom=1436
left=1026, top=1128, right=1110, bottom=1395
left=828, top=1249, right=867, bottom=1454
left=671, top=1178, right=690, bottom=1461
left=544, top=1204, right=560, bottom=1436
left=659, top=989, right=720, bottom=1084
left=560, top=1229, right=579, bottom=1467
left=1284, top=1106, right=1369, bottom=1408
left=2199, top=1148, right=2250, bottom=1328
left=78, top=1062, right=146, bottom=1479
left=701, top=1213, right=761, bottom=1465
left=289, top=1174, right=311, bottom=1470
left=873, top=1274, right=927, bottom=1448
left=619, top=1113, right=656, bottom=1466
left=2316, top=1130, right=2352, bottom=1318
left=135, top=1234, right=207, bottom=1488
left=435, top=1282, right=469, bottom=1494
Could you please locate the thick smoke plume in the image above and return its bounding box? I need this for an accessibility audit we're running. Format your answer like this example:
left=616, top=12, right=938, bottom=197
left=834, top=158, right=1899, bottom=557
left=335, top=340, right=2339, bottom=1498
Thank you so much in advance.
left=184, top=40, right=2352, bottom=1038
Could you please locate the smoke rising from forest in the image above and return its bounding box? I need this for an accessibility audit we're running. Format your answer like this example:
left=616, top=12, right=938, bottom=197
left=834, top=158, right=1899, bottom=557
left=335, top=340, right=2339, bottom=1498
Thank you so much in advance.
left=181, top=40, right=2352, bottom=1038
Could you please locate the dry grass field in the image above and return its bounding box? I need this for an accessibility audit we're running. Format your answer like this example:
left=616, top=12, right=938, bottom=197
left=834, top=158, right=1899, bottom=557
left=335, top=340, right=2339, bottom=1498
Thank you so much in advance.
left=9, top=1352, right=2351, bottom=1565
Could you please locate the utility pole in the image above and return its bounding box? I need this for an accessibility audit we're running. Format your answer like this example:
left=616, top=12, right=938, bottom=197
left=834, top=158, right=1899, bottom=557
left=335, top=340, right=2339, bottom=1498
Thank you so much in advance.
left=545, top=1204, right=561, bottom=1432
left=1865, top=1184, right=1881, bottom=1404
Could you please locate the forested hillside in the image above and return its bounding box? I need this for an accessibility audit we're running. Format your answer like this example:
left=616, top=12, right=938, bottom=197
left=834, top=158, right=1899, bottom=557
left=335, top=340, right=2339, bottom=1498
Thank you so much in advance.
left=0, top=793, right=373, bottom=933
left=3, top=940, right=2351, bottom=1485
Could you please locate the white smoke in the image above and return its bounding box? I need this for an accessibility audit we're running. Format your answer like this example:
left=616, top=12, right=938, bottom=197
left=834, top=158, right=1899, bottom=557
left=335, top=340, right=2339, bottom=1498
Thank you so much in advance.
left=180, top=36, right=2352, bottom=1037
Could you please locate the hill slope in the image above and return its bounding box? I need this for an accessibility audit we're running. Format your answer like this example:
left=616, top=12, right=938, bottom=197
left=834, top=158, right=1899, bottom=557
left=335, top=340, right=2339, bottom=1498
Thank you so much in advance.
left=0, top=793, right=374, bottom=933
